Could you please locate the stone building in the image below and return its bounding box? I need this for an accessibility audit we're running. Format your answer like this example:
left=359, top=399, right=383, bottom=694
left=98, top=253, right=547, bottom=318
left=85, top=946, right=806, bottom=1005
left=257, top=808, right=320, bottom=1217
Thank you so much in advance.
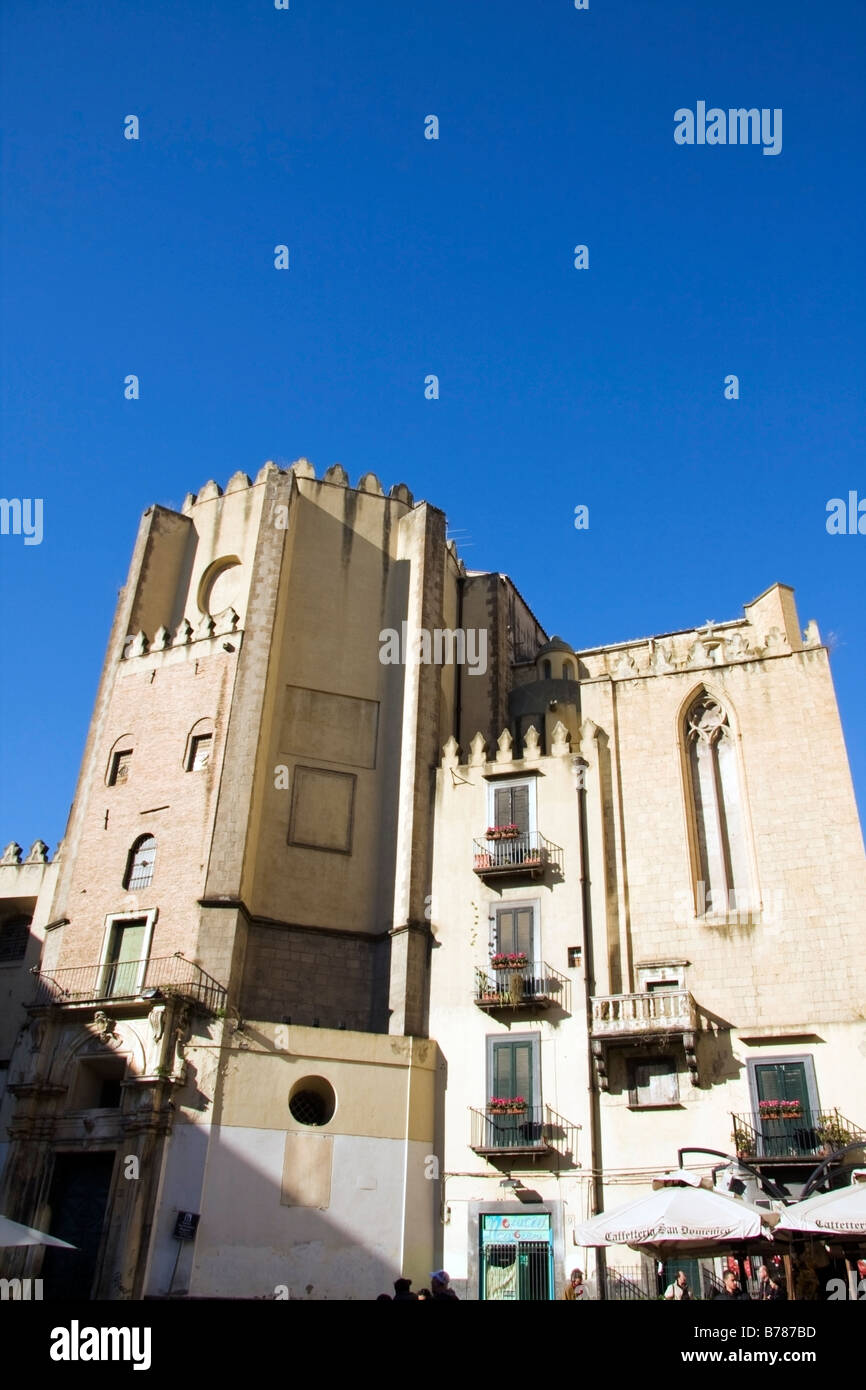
left=1, top=459, right=864, bottom=1300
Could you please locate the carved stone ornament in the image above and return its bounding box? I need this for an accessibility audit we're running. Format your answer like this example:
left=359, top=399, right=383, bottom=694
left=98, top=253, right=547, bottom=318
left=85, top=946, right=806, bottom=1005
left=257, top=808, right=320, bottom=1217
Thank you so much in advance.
left=93, top=1010, right=118, bottom=1040
left=441, top=735, right=459, bottom=770
left=469, top=732, right=487, bottom=767
left=495, top=729, right=513, bottom=764
left=522, top=725, right=541, bottom=762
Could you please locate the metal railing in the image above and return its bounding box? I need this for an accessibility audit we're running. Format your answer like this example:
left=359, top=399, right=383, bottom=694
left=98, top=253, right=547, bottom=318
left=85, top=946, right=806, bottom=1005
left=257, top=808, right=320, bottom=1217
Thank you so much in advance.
left=31, top=954, right=227, bottom=1013
left=731, top=1107, right=866, bottom=1162
left=472, top=831, right=563, bottom=877
left=474, top=961, right=571, bottom=1014
left=591, top=989, right=698, bottom=1038
left=604, top=1266, right=654, bottom=1301
left=469, top=1104, right=580, bottom=1158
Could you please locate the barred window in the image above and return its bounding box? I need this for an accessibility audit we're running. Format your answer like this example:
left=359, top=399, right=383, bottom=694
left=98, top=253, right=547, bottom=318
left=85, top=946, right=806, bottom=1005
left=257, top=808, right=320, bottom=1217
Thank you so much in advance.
left=124, top=836, right=156, bottom=891
left=0, top=915, right=31, bottom=963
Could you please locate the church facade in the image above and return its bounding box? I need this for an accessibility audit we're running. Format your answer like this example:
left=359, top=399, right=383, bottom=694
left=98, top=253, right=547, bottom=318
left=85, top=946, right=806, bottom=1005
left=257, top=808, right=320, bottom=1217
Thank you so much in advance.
left=1, top=460, right=864, bottom=1299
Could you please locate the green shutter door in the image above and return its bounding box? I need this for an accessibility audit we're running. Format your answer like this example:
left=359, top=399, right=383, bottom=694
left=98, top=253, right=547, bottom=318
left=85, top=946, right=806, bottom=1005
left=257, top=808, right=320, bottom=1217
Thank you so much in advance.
left=107, top=920, right=147, bottom=997
left=493, top=785, right=530, bottom=832
left=511, top=785, right=530, bottom=833
left=496, top=907, right=533, bottom=957
left=755, top=1062, right=813, bottom=1157
left=492, top=1038, right=534, bottom=1106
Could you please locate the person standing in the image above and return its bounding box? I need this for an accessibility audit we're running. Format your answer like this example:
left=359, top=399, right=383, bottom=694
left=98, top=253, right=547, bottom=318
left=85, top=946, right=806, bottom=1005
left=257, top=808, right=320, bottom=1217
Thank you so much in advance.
left=430, top=1269, right=459, bottom=1299
left=563, top=1268, right=589, bottom=1300
left=713, top=1270, right=749, bottom=1300
left=664, top=1270, right=693, bottom=1300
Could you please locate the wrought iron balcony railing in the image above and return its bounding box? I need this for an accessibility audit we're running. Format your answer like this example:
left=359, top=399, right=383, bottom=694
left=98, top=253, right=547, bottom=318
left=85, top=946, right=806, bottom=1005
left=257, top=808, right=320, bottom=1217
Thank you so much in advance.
left=472, top=831, right=563, bottom=878
left=731, top=1107, right=866, bottom=1162
left=469, top=1104, right=580, bottom=1158
left=474, top=961, right=571, bottom=1014
left=591, top=989, right=699, bottom=1039
left=31, top=954, right=227, bottom=1013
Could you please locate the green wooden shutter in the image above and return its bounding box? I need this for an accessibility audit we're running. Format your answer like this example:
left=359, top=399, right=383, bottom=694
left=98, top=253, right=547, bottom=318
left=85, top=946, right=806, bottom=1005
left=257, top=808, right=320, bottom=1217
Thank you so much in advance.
left=108, top=920, right=147, bottom=996
left=494, top=787, right=511, bottom=825
left=512, top=784, right=530, bottom=832
left=492, top=1039, right=534, bottom=1105
left=496, top=907, right=533, bottom=956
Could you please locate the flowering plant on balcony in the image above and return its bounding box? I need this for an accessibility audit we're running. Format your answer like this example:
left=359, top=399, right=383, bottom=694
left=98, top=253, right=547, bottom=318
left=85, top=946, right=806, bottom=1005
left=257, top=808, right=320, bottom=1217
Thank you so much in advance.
left=491, top=952, right=528, bottom=970
left=486, top=823, right=520, bottom=840
left=759, top=1099, right=803, bottom=1120
left=488, top=1096, right=527, bottom=1114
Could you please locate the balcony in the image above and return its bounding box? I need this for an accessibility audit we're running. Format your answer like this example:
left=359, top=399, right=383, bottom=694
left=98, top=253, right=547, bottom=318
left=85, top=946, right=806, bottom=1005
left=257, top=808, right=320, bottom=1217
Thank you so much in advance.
left=469, top=1104, right=580, bottom=1160
left=590, top=989, right=702, bottom=1089
left=31, top=954, right=227, bottom=1013
left=472, top=831, right=563, bottom=880
left=474, top=961, right=571, bottom=1015
left=731, top=1108, right=866, bottom=1164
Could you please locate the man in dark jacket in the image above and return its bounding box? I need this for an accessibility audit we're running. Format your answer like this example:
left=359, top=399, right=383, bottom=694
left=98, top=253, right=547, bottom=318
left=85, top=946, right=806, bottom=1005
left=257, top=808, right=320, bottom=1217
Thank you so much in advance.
left=713, top=1270, right=750, bottom=1300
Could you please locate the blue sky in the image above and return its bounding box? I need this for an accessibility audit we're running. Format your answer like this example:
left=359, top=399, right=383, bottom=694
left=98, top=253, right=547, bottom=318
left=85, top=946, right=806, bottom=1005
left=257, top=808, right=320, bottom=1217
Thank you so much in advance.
left=1, top=0, right=864, bottom=849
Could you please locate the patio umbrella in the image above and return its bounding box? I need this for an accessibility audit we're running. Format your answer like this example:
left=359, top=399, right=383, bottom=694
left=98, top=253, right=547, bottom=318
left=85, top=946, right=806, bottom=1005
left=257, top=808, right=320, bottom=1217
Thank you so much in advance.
left=0, top=1215, right=76, bottom=1248
left=776, top=1178, right=866, bottom=1238
left=575, top=1170, right=779, bottom=1259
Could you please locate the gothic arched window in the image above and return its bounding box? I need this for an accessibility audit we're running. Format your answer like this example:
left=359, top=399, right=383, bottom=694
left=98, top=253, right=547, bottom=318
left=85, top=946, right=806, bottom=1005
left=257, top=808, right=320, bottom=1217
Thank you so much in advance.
left=124, top=835, right=157, bottom=891
left=685, top=692, right=752, bottom=915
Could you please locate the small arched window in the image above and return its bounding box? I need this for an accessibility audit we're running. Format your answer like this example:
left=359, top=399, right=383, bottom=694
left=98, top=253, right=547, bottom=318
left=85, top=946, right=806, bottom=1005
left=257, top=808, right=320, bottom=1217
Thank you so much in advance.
left=0, top=914, right=31, bottom=962
left=542, top=659, right=552, bottom=680
left=562, top=661, right=574, bottom=682
left=684, top=692, right=752, bottom=914
left=184, top=717, right=214, bottom=772
left=124, top=835, right=157, bottom=891
left=106, top=734, right=135, bottom=787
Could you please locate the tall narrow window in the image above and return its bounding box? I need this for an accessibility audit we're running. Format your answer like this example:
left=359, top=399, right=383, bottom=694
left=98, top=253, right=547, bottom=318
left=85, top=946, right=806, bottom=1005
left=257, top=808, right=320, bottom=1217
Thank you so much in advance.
left=685, top=692, right=752, bottom=914
left=124, top=835, right=156, bottom=891
left=103, top=918, right=148, bottom=997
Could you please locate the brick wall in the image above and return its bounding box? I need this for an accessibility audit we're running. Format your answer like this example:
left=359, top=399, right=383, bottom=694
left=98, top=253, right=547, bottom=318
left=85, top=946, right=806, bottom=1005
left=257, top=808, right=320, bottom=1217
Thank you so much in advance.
left=240, top=922, right=389, bottom=1031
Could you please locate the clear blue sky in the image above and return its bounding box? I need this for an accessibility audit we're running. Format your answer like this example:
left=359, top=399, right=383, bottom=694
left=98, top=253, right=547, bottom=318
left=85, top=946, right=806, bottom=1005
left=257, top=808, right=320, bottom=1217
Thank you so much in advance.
left=1, top=0, right=864, bottom=850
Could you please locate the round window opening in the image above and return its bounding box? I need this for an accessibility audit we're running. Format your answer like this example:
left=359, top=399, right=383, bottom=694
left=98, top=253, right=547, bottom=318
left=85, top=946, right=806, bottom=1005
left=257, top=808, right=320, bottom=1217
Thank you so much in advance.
left=289, top=1076, right=336, bottom=1127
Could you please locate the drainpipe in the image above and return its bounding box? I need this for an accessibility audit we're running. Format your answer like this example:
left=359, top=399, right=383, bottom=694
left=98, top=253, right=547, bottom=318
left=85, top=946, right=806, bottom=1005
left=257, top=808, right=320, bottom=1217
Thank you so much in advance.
left=572, top=752, right=607, bottom=1299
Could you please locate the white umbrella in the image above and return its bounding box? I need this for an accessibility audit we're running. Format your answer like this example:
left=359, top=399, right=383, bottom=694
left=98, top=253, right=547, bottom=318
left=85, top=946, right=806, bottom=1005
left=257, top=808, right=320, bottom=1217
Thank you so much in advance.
left=575, top=1170, right=779, bottom=1258
left=776, top=1178, right=866, bottom=1237
left=0, top=1215, right=76, bottom=1248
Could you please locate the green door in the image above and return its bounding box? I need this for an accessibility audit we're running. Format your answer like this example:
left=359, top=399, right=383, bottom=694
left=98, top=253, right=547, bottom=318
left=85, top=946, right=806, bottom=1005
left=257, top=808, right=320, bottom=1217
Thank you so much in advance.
left=480, top=1214, right=553, bottom=1301
left=489, top=1038, right=537, bottom=1147
left=754, top=1062, right=813, bottom=1157
left=104, top=919, right=147, bottom=997
left=495, top=907, right=534, bottom=958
